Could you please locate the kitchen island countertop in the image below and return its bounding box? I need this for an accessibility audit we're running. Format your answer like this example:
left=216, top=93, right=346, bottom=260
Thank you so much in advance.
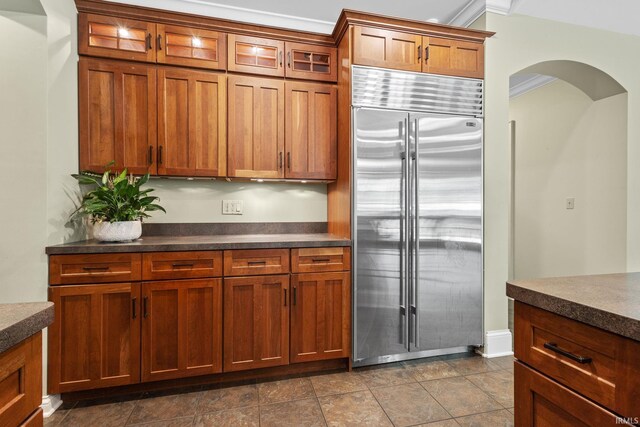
left=507, top=273, right=640, bottom=341
left=0, top=302, right=54, bottom=353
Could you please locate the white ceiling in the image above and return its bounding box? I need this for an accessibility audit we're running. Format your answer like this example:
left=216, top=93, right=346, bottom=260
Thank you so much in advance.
left=172, top=0, right=472, bottom=25
left=512, top=0, right=640, bottom=38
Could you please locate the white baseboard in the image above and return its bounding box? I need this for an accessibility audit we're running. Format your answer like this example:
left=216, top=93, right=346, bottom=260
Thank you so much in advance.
left=476, top=329, right=514, bottom=358
left=41, top=394, right=62, bottom=418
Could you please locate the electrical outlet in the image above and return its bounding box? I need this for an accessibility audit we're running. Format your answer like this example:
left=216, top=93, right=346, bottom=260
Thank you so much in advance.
left=222, top=200, right=244, bottom=215
left=566, top=198, right=575, bottom=210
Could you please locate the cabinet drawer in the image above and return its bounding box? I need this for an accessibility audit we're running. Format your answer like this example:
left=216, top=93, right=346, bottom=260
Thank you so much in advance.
left=142, top=251, right=222, bottom=280
left=514, top=361, right=629, bottom=426
left=223, top=249, right=290, bottom=276
left=0, top=333, right=41, bottom=427
left=49, top=253, right=142, bottom=285
left=514, top=301, right=640, bottom=417
left=20, top=408, right=43, bottom=427
left=292, top=247, right=350, bottom=273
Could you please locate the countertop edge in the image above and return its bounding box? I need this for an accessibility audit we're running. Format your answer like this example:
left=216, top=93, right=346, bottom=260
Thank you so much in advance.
left=45, top=237, right=352, bottom=255
left=506, top=282, right=640, bottom=341
left=0, top=303, right=54, bottom=353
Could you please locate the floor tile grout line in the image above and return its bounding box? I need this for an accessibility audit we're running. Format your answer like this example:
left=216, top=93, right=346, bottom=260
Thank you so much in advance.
left=417, top=380, right=456, bottom=421
left=366, top=387, right=397, bottom=426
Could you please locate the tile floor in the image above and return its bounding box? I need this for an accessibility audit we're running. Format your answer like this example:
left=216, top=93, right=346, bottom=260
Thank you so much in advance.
left=45, top=353, right=514, bottom=427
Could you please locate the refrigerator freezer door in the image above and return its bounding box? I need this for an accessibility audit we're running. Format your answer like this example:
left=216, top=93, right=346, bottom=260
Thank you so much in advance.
left=411, top=114, right=483, bottom=351
left=354, top=108, right=410, bottom=363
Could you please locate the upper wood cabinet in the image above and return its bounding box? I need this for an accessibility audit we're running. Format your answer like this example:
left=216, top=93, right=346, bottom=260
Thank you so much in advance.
left=227, top=75, right=285, bottom=178
left=79, top=58, right=157, bottom=175
left=351, top=26, right=485, bottom=79
left=227, top=35, right=285, bottom=77
left=158, top=68, right=227, bottom=177
left=79, top=14, right=156, bottom=62
left=352, top=26, right=422, bottom=72
left=48, top=283, right=141, bottom=393
left=284, top=42, right=337, bottom=82
left=156, top=25, right=227, bottom=70
left=285, top=82, right=337, bottom=180
left=223, top=275, right=290, bottom=372
left=141, top=279, right=223, bottom=382
left=423, top=37, right=484, bottom=79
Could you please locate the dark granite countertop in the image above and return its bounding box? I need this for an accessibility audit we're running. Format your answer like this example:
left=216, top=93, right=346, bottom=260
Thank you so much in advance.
left=507, top=273, right=640, bottom=341
left=0, top=302, right=54, bottom=353
left=46, top=233, right=351, bottom=255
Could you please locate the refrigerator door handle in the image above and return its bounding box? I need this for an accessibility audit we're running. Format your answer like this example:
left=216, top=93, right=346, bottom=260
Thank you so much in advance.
left=400, top=118, right=409, bottom=324
left=413, top=118, right=420, bottom=348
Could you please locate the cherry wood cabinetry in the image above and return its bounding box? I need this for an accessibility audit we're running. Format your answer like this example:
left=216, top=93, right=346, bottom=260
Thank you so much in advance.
left=157, top=68, right=227, bottom=177
left=0, top=333, right=42, bottom=427
left=351, top=27, right=485, bottom=78
left=157, top=25, right=226, bottom=70
left=227, top=75, right=285, bottom=178
left=423, top=37, right=484, bottom=79
left=514, top=301, right=640, bottom=424
left=223, top=249, right=290, bottom=276
left=79, top=13, right=156, bottom=62
left=291, top=247, right=350, bottom=273
left=285, top=42, right=337, bottom=82
left=49, top=253, right=142, bottom=285
left=142, top=251, right=223, bottom=280
left=79, top=58, right=157, bottom=174
left=227, top=35, right=285, bottom=77
left=285, top=82, right=337, bottom=180
left=290, top=272, right=350, bottom=363
left=352, top=26, right=422, bottom=72
left=223, top=275, right=290, bottom=372
left=48, top=283, right=141, bottom=393
left=514, top=362, right=625, bottom=426
left=141, top=278, right=223, bottom=382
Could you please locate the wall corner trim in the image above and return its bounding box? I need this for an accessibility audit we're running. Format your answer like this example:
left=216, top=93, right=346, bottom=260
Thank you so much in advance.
left=41, top=394, right=63, bottom=418
left=448, top=0, right=486, bottom=28
left=476, top=329, right=514, bottom=358
left=486, top=0, right=512, bottom=16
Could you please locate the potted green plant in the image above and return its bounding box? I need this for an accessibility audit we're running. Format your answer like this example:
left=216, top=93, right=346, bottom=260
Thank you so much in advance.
left=72, top=168, right=166, bottom=242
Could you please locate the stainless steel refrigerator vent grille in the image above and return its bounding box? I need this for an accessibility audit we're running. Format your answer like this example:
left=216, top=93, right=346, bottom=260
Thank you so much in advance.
left=352, top=66, right=484, bottom=117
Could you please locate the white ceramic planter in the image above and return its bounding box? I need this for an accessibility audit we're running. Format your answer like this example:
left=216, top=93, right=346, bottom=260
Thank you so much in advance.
left=93, top=220, right=142, bottom=242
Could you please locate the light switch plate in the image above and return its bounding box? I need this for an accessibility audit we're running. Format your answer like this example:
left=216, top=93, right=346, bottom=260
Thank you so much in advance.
left=222, top=200, right=244, bottom=215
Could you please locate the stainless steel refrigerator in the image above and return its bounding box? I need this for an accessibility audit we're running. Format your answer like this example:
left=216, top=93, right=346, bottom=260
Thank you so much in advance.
left=352, top=66, right=484, bottom=366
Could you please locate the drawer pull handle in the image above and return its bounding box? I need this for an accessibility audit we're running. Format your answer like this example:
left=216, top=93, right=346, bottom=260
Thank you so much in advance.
left=311, top=258, right=331, bottom=263
left=172, top=263, right=194, bottom=268
left=544, top=342, right=592, bottom=364
left=83, top=266, right=109, bottom=272
left=248, top=260, right=267, bottom=265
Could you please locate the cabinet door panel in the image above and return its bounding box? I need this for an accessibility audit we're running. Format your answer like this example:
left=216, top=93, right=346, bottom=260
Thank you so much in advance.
left=228, top=34, right=284, bottom=77
left=290, top=272, right=350, bottom=363
left=285, top=82, right=337, bottom=180
left=285, top=42, right=337, bottom=82
left=79, top=13, right=156, bottom=62
left=352, top=26, right=422, bottom=72
left=223, top=275, right=289, bottom=372
left=424, top=37, right=484, bottom=79
left=157, top=24, right=226, bottom=70
left=79, top=58, right=156, bottom=175
left=227, top=76, right=285, bottom=178
left=48, top=283, right=141, bottom=394
left=158, top=68, right=226, bottom=177
left=141, top=279, right=222, bottom=382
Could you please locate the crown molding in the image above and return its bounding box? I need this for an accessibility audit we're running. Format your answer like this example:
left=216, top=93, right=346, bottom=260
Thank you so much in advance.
left=486, top=0, right=512, bottom=15
left=510, top=74, right=557, bottom=98
left=104, top=0, right=334, bottom=34
left=448, top=0, right=486, bottom=28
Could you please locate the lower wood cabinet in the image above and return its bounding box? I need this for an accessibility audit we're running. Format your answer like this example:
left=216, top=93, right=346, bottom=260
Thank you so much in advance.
left=514, top=361, right=625, bottom=426
left=141, top=278, right=222, bottom=382
left=0, top=333, right=42, bottom=427
left=48, top=283, right=141, bottom=393
left=223, top=275, right=290, bottom=372
left=290, top=272, right=350, bottom=363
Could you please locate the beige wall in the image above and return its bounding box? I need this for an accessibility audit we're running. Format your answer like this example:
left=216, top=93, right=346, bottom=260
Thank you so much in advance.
left=510, top=80, right=627, bottom=279
left=474, top=12, right=639, bottom=333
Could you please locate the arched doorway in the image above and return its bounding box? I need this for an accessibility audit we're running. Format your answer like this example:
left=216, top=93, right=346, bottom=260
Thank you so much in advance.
left=507, top=61, right=628, bottom=328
